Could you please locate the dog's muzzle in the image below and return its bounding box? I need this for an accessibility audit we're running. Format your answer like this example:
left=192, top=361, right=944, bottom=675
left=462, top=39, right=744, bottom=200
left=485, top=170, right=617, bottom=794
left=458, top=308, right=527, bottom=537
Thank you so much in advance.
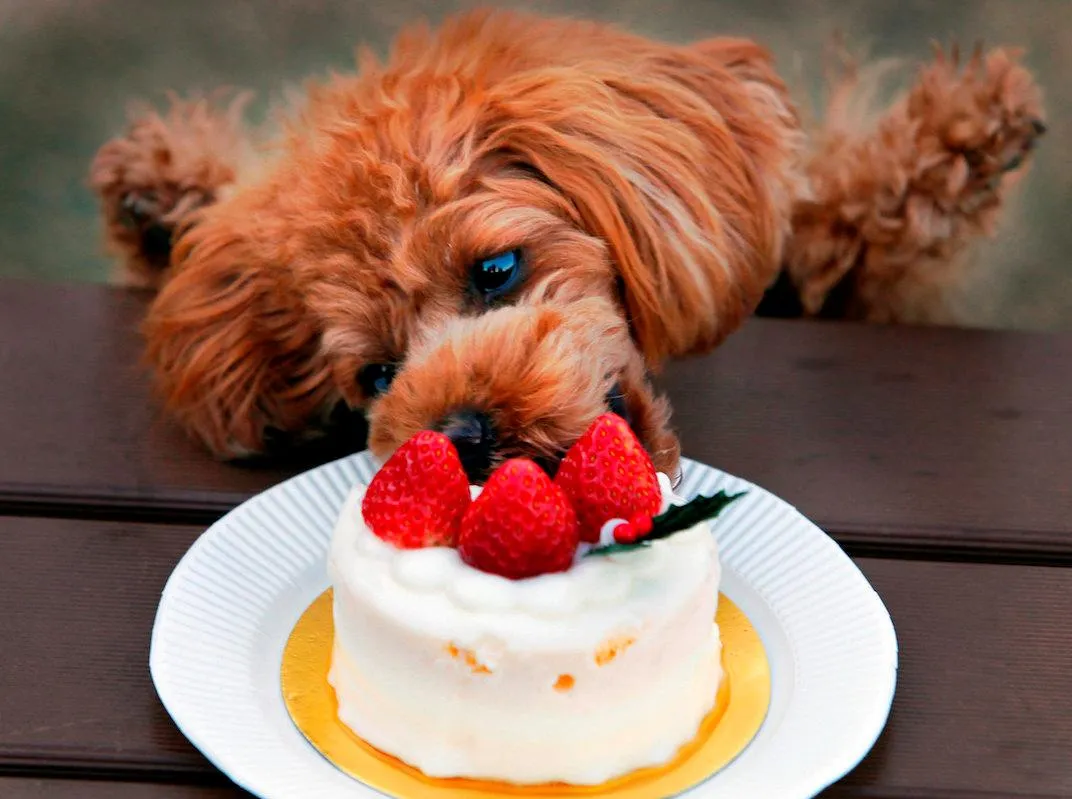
left=436, top=383, right=635, bottom=484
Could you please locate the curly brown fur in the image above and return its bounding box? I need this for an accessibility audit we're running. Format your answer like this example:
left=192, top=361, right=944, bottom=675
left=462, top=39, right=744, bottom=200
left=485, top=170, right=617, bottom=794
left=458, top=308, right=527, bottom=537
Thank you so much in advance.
left=101, top=9, right=804, bottom=478
left=786, top=44, right=1046, bottom=321
left=368, top=297, right=680, bottom=474
left=88, top=92, right=253, bottom=288
left=87, top=10, right=1044, bottom=475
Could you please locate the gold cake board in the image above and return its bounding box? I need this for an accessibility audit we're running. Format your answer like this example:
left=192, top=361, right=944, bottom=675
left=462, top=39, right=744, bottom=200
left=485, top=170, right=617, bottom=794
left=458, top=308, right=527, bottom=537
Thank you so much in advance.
left=282, top=589, right=770, bottom=798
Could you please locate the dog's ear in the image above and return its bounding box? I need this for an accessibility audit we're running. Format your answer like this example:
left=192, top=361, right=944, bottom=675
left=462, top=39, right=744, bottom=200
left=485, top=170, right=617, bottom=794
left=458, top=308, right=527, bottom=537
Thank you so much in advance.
left=143, top=208, right=337, bottom=458
left=483, top=40, right=803, bottom=363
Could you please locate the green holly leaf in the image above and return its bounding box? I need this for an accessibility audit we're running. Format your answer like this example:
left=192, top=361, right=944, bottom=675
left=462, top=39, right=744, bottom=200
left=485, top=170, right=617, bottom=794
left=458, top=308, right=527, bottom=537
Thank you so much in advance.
left=585, top=490, right=746, bottom=557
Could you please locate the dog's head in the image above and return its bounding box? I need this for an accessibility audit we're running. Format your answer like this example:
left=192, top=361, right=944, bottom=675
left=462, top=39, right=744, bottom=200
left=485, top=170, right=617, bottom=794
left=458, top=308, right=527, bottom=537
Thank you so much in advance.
left=144, top=11, right=803, bottom=482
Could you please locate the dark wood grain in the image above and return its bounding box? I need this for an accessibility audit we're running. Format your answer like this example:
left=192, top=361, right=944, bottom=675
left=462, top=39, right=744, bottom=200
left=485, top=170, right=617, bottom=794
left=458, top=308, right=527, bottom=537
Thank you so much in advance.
left=0, top=517, right=212, bottom=779
left=1, top=278, right=1070, bottom=559
left=2, top=514, right=1070, bottom=797
left=0, top=778, right=247, bottom=798
left=658, top=317, right=1072, bottom=561
left=824, top=557, right=1072, bottom=798
left=0, top=280, right=293, bottom=522
left=0, top=280, right=373, bottom=525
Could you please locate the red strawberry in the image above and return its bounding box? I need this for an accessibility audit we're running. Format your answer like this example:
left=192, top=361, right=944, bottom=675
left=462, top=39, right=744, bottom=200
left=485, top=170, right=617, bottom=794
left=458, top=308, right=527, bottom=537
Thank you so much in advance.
left=361, top=430, right=471, bottom=548
left=554, top=413, right=661, bottom=543
left=458, top=459, right=579, bottom=579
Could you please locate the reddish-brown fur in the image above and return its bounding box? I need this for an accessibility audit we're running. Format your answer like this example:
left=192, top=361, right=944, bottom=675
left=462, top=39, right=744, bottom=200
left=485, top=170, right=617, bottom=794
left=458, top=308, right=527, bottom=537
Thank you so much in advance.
left=788, top=44, right=1045, bottom=321
left=88, top=10, right=1044, bottom=474
left=90, top=92, right=252, bottom=288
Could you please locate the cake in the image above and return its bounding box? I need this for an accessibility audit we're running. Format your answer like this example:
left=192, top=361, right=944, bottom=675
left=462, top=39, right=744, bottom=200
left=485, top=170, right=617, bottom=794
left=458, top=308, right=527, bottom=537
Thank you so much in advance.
left=325, top=413, right=740, bottom=786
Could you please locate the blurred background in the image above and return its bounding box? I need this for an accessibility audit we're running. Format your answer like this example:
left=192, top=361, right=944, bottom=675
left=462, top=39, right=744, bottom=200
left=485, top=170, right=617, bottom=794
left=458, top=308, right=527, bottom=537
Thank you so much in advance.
left=0, top=0, right=1068, bottom=329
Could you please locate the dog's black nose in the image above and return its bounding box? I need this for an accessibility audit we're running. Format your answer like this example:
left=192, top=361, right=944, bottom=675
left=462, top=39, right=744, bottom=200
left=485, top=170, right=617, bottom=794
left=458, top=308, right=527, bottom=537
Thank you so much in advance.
left=438, top=409, right=496, bottom=483
left=605, top=381, right=631, bottom=425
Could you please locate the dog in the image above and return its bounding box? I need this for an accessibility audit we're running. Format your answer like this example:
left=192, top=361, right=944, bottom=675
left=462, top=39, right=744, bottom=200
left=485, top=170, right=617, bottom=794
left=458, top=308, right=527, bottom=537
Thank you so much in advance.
left=89, top=9, right=1045, bottom=482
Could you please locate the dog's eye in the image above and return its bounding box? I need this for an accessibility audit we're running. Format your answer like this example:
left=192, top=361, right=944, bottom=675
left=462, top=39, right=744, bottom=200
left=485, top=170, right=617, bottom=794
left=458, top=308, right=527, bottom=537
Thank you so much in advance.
left=471, top=249, right=523, bottom=300
left=357, top=363, right=397, bottom=398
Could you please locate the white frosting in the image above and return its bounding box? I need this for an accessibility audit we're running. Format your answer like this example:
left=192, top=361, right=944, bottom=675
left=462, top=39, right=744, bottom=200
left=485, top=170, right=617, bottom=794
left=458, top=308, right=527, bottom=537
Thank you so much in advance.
left=327, top=473, right=722, bottom=785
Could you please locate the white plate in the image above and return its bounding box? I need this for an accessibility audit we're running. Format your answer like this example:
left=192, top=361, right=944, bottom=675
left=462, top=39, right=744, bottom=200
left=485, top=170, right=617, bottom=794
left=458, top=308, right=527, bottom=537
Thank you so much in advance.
left=150, top=453, right=897, bottom=799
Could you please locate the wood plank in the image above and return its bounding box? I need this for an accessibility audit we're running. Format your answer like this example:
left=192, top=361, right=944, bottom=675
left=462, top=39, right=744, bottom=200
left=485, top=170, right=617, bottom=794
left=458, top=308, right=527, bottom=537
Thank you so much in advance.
left=658, top=318, right=1072, bottom=560
left=0, top=280, right=352, bottom=523
left=0, top=778, right=246, bottom=798
left=2, top=515, right=1070, bottom=796
left=1, top=279, right=1070, bottom=557
left=0, top=517, right=213, bottom=778
left=826, top=557, right=1072, bottom=798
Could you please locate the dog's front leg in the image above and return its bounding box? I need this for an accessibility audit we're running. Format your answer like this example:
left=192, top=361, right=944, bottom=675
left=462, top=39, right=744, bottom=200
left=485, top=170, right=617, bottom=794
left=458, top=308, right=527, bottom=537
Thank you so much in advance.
left=88, top=91, right=254, bottom=289
left=780, top=45, right=1045, bottom=323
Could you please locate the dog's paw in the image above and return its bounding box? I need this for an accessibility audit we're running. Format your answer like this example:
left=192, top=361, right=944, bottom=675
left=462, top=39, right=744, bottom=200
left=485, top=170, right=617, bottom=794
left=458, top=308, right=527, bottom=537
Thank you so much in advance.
left=118, top=187, right=213, bottom=275
left=908, top=45, right=1045, bottom=215
left=88, top=92, right=251, bottom=288
left=786, top=43, right=1046, bottom=322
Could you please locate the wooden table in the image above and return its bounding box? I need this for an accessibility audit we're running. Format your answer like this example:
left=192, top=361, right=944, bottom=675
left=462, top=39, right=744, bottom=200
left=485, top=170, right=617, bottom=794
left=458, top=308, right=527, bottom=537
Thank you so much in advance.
left=1, top=279, right=1070, bottom=798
